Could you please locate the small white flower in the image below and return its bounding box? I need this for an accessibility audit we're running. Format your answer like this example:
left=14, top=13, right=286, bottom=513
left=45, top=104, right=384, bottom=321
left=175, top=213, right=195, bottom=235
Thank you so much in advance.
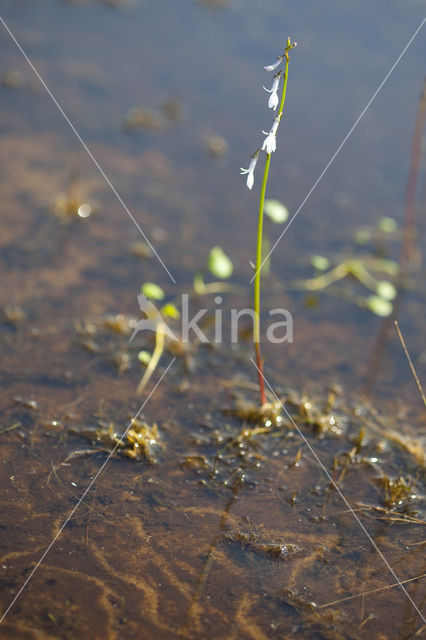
left=263, top=73, right=281, bottom=110
left=240, top=152, right=259, bottom=190
left=262, top=117, right=280, bottom=154
left=264, top=55, right=284, bottom=72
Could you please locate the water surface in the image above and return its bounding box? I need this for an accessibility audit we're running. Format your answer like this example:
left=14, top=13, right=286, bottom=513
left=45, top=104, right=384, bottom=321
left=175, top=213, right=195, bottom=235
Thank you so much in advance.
left=0, top=1, right=425, bottom=637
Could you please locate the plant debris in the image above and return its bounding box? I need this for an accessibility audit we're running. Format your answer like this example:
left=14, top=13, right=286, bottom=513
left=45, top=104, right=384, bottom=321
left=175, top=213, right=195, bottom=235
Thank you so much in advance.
left=226, top=527, right=301, bottom=560
left=70, top=418, right=160, bottom=463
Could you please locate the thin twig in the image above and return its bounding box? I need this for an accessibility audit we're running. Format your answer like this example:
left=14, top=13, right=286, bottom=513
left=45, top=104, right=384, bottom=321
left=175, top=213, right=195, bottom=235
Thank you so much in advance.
left=0, top=422, right=21, bottom=435
left=394, top=320, right=426, bottom=407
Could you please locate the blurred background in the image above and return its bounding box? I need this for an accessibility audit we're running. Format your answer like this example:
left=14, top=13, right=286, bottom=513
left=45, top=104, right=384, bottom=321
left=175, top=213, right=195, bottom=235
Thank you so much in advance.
left=0, top=2, right=426, bottom=638
left=1, top=0, right=425, bottom=409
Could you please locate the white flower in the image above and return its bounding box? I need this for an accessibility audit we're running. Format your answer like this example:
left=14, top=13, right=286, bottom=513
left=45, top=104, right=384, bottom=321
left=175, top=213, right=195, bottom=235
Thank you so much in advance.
left=262, top=117, right=280, bottom=154
left=263, top=73, right=281, bottom=110
left=264, top=55, right=284, bottom=72
left=240, top=152, right=259, bottom=190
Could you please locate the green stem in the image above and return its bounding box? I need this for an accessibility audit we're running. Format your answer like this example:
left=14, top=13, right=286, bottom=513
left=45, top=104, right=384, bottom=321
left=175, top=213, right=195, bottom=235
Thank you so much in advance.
left=298, top=263, right=349, bottom=291
left=253, top=50, right=291, bottom=406
left=193, top=271, right=245, bottom=296
left=254, top=154, right=270, bottom=406
left=348, top=261, right=380, bottom=290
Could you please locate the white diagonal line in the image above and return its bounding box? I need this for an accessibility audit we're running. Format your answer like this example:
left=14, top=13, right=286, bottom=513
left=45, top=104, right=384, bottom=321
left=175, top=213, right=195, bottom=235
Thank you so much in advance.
left=0, top=15, right=176, bottom=284
left=0, top=357, right=176, bottom=624
left=249, top=356, right=426, bottom=623
left=251, top=16, right=426, bottom=283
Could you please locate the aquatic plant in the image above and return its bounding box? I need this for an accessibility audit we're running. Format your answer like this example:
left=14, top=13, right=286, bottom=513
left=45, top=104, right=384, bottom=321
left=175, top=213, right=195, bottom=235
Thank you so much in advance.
left=241, top=38, right=297, bottom=405
left=296, top=251, right=399, bottom=317
left=135, top=246, right=236, bottom=394
left=261, top=198, right=289, bottom=275
left=294, top=80, right=426, bottom=321
left=193, top=246, right=240, bottom=295
left=69, top=418, right=160, bottom=463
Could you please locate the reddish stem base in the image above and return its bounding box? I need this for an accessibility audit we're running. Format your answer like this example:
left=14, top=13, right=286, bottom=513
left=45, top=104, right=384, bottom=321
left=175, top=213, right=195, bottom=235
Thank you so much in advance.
left=255, top=343, right=266, bottom=406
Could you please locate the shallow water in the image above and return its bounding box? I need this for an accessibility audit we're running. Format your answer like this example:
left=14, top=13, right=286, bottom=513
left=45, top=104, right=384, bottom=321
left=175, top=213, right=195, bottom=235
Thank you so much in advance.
left=0, top=0, right=425, bottom=638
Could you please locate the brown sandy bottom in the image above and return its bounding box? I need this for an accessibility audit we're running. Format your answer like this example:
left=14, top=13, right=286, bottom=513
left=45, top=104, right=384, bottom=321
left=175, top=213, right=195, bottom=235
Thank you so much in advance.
left=0, top=318, right=425, bottom=640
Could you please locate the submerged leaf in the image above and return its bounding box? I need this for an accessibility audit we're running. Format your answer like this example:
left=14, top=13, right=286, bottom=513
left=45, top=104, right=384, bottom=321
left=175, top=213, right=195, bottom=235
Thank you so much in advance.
left=376, top=281, right=397, bottom=301
left=378, top=216, right=398, bottom=233
left=138, top=350, right=151, bottom=365
left=354, top=228, right=372, bottom=245
left=162, top=302, right=181, bottom=319
left=310, top=255, right=330, bottom=271
left=264, top=199, right=289, bottom=223
left=141, top=282, right=165, bottom=300
left=366, top=295, right=393, bottom=317
left=207, top=246, right=233, bottom=279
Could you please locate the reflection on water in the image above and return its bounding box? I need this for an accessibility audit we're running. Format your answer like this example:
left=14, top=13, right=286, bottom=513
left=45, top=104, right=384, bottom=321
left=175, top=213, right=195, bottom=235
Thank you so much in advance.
left=0, top=0, right=425, bottom=637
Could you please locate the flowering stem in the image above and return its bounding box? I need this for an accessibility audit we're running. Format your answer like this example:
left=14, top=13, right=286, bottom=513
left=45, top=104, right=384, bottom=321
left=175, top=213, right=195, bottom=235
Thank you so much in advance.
left=254, top=154, right=270, bottom=405
left=253, top=51, right=290, bottom=406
